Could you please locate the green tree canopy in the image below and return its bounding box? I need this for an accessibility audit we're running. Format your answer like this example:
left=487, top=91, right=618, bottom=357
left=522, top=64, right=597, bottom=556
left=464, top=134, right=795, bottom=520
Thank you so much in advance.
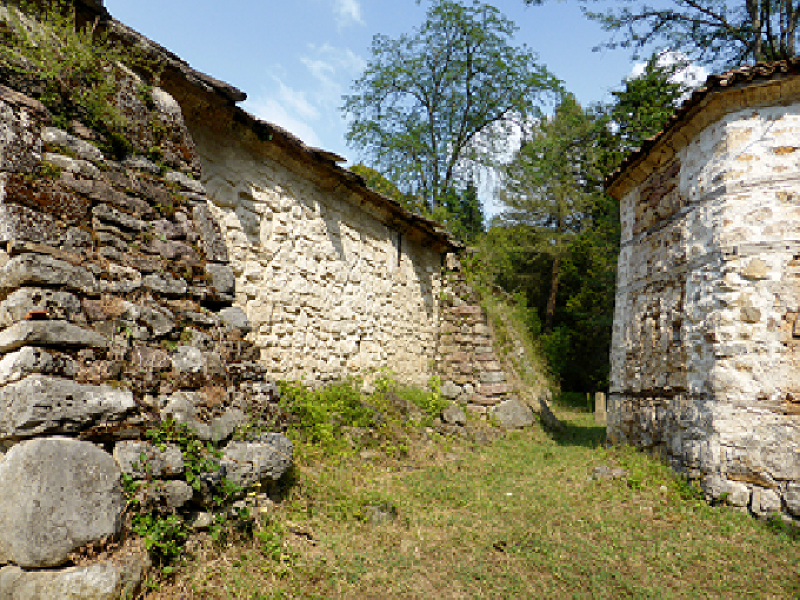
left=485, top=60, right=689, bottom=391
left=498, top=93, right=604, bottom=331
left=525, top=0, right=799, bottom=70
left=342, top=0, right=560, bottom=209
left=599, top=52, right=691, bottom=170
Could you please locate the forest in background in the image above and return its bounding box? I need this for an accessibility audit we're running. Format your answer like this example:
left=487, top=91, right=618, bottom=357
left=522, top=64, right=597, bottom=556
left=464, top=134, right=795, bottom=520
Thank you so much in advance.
left=341, top=0, right=744, bottom=393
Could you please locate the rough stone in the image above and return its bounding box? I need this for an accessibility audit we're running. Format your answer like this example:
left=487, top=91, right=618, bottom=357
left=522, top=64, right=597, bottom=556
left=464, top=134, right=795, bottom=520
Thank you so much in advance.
left=42, top=151, right=100, bottom=177
left=193, top=204, right=228, bottom=263
left=113, top=441, right=184, bottom=479
left=0, top=347, right=58, bottom=385
left=165, top=170, right=206, bottom=194
left=0, top=554, right=148, bottom=599
left=0, top=86, right=45, bottom=174
left=0, top=375, right=135, bottom=439
left=144, top=480, right=194, bottom=511
left=589, top=465, right=630, bottom=481
left=122, top=155, right=160, bottom=174
left=171, top=345, right=204, bottom=374
left=751, top=487, right=782, bottom=516
left=210, top=408, right=248, bottom=443
left=142, top=272, right=187, bottom=297
left=0, top=320, right=109, bottom=353
left=41, top=127, right=104, bottom=162
left=0, top=288, right=82, bottom=327
left=219, top=306, right=251, bottom=333
left=785, top=483, right=800, bottom=516
left=441, top=380, right=462, bottom=400
left=491, top=397, right=534, bottom=429
left=205, top=262, right=236, bottom=297
left=441, top=404, right=466, bottom=426
left=92, top=204, right=147, bottom=232
left=221, top=433, right=293, bottom=487
left=0, top=437, right=124, bottom=568
left=159, top=392, right=212, bottom=440
left=0, top=254, right=95, bottom=294
left=479, top=371, right=506, bottom=384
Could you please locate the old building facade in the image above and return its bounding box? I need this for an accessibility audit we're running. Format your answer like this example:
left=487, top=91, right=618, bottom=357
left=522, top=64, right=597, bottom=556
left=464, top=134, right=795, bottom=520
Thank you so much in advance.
left=607, top=62, right=800, bottom=520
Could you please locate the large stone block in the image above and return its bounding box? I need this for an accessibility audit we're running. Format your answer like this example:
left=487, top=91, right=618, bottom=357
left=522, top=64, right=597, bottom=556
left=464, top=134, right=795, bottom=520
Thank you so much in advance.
left=0, top=86, right=46, bottom=174
left=0, top=437, right=124, bottom=568
left=0, top=557, right=147, bottom=600
left=193, top=204, right=229, bottom=262
left=113, top=440, right=184, bottom=479
left=0, top=288, right=81, bottom=327
left=0, top=375, right=135, bottom=439
left=0, top=254, right=96, bottom=295
left=491, top=397, right=534, bottom=429
left=221, top=433, right=293, bottom=488
left=0, top=320, right=109, bottom=353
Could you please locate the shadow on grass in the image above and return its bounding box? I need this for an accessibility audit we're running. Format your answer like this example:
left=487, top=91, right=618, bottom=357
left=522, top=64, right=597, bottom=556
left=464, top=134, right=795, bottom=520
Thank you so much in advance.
left=547, top=419, right=606, bottom=448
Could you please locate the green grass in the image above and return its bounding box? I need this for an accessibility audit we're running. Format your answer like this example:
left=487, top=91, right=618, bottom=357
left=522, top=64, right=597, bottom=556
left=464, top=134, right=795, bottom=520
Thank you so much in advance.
left=146, top=406, right=799, bottom=599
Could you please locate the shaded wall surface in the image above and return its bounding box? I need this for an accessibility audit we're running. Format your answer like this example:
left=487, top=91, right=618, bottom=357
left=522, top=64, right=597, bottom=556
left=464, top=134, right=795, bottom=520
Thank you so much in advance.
left=610, top=94, right=800, bottom=521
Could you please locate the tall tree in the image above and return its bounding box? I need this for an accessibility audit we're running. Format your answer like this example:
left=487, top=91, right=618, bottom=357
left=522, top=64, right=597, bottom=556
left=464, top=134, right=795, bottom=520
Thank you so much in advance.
left=342, top=0, right=559, bottom=209
left=599, top=52, right=691, bottom=171
left=488, top=60, right=691, bottom=391
left=443, top=180, right=485, bottom=242
left=498, top=94, right=603, bottom=332
left=524, top=0, right=800, bottom=70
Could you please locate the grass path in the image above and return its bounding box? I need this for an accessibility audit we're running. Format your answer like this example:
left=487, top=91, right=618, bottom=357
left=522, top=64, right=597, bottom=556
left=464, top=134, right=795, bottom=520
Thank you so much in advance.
left=150, top=407, right=799, bottom=599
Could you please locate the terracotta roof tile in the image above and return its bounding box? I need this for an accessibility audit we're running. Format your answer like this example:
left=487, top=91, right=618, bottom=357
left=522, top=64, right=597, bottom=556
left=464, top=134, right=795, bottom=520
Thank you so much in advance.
left=606, top=57, right=800, bottom=192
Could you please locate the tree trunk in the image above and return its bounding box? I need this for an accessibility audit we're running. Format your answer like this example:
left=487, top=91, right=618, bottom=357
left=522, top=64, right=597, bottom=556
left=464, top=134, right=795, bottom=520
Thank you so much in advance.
left=748, top=0, right=763, bottom=61
left=544, top=254, right=561, bottom=333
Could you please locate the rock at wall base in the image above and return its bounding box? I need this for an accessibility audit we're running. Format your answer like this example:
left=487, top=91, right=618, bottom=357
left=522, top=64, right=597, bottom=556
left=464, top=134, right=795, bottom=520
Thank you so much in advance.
left=0, top=552, right=149, bottom=600
left=0, top=437, right=124, bottom=568
left=491, top=397, right=534, bottom=429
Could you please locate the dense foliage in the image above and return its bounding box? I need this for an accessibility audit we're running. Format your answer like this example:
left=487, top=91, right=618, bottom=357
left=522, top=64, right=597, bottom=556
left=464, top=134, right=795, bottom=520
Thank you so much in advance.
left=0, top=0, right=154, bottom=158
left=342, top=0, right=559, bottom=211
left=481, top=55, right=690, bottom=392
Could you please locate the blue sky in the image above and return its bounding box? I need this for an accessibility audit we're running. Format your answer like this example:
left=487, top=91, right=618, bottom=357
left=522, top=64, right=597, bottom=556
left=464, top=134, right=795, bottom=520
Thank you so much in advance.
left=102, top=1, right=706, bottom=213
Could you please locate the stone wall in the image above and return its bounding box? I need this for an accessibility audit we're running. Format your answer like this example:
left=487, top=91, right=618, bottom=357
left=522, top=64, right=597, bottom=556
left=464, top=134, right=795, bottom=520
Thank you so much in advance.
left=0, top=72, right=291, bottom=595
left=181, top=120, right=445, bottom=386
left=610, top=96, right=800, bottom=522
left=437, top=271, right=513, bottom=410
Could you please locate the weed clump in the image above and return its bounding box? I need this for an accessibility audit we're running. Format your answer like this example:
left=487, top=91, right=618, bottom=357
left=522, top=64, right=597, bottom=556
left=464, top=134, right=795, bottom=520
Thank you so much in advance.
left=0, top=0, right=156, bottom=158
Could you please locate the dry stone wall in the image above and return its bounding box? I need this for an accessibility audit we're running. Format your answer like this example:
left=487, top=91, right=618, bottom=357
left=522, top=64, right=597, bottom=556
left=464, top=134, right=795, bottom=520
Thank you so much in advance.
left=0, top=74, right=292, bottom=596
left=436, top=268, right=535, bottom=430
left=611, top=97, right=800, bottom=522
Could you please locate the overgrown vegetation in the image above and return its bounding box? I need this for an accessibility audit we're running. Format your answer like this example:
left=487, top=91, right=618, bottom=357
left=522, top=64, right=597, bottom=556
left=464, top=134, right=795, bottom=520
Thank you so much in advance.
left=0, top=0, right=155, bottom=158
left=122, top=419, right=250, bottom=572
left=144, top=404, right=799, bottom=599
left=278, top=374, right=449, bottom=461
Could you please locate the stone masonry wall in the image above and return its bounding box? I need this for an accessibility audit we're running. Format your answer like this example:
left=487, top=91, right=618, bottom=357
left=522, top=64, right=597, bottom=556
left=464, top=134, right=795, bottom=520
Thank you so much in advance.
left=436, top=270, right=515, bottom=415
left=185, top=122, right=444, bottom=386
left=610, top=99, right=800, bottom=522
left=0, top=72, right=292, bottom=595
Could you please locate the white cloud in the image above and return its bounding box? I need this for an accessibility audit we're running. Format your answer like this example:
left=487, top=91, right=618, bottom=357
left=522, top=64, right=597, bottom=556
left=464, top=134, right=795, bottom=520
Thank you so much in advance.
left=274, top=78, right=320, bottom=121
left=302, top=44, right=366, bottom=106
left=332, top=0, right=364, bottom=28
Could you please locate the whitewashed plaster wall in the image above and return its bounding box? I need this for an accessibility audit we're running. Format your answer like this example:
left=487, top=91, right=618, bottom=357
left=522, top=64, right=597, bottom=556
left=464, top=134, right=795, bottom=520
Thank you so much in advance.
left=188, top=126, right=442, bottom=385
left=610, top=100, right=800, bottom=519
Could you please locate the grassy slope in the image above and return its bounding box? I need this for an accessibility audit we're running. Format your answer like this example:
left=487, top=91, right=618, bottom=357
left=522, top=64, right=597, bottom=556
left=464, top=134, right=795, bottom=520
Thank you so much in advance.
left=147, top=403, right=799, bottom=599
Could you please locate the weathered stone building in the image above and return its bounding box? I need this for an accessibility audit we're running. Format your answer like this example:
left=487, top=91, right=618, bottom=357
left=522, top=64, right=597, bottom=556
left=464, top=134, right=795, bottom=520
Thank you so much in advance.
left=99, top=7, right=459, bottom=387
left=607, top=60, right=800, bottom=521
